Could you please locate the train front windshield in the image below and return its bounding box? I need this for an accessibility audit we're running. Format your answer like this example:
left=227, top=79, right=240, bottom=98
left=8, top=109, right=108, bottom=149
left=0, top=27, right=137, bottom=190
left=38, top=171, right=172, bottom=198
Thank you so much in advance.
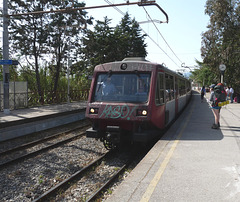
left=93, top=73, right=151, bottom=103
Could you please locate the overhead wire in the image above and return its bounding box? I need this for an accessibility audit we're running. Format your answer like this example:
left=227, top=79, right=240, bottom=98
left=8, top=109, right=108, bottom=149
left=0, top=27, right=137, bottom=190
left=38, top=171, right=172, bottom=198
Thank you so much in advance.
left=103, top=0, right=182, bottom=68
left=140, top=29, right=180, bottom=67
left=142, top=6, right=184, bottom=65
left=104, top=0, right=126, bottom=15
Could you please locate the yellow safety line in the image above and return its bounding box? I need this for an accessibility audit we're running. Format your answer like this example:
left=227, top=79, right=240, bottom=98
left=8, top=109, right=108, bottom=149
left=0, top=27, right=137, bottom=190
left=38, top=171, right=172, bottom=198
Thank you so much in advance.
left=140, top=103, right=194, bottom=202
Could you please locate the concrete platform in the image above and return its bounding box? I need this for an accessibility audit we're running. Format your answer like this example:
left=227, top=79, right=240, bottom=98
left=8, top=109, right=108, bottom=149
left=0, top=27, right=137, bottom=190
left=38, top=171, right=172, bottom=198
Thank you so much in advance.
left=0, top=102, right=87, bottom=142
left=106, top=92, right=240, bottom=201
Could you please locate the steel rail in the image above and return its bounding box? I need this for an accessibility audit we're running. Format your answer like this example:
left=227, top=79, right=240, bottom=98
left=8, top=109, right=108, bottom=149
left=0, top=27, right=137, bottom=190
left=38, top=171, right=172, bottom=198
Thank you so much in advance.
left=32, top=152, right=109, bottom=202
left=0, top=130, right=87, bottom=170
left=0, top=123, right=90, bottom=156
left=86, top=158, right=132, bottom=202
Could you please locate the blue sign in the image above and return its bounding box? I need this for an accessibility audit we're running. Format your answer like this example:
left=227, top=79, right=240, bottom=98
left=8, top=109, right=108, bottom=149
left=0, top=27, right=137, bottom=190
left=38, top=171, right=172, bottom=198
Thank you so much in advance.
left=0, top=60, right=19, bottom=65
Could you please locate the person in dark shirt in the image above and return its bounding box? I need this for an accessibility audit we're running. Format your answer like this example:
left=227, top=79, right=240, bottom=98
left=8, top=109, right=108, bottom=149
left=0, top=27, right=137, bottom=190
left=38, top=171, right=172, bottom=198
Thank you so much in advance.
left=200, top=86, right=206, bottom=102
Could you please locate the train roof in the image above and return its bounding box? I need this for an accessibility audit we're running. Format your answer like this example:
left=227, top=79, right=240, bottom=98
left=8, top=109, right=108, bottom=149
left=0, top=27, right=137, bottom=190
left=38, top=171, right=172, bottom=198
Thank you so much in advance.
left=94, top=57, right=189, bottom=80
left=122, top=57, right=149, bottom=62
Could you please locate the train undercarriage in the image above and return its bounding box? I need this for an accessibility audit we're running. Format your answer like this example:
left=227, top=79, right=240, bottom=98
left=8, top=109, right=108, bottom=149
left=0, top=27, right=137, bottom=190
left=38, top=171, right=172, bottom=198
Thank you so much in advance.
left=86, top=125, right=161, bottom=150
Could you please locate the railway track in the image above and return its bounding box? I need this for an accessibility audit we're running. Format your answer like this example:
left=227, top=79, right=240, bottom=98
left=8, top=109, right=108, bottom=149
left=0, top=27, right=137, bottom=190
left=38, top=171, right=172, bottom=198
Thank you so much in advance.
left=0, top=119, right=89, bottom=152
left=0, top=121, right=108, bottom=201
left=0, top=122, right=90, bottom=169
left=0, top=119, right=150, bottom=201
left=33, top=150, right=134, bottom=202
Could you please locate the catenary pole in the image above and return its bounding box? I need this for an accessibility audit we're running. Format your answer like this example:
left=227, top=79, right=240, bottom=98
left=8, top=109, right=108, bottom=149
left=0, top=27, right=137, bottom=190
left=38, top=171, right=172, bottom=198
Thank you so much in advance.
left=2, top=0, right=10, bottom=114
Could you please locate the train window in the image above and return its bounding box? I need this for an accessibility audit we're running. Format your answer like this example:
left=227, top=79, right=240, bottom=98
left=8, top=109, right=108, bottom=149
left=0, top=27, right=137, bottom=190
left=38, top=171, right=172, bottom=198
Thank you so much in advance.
left=179, top=79, right=186, bottom=96
left=165, top=73, right=174, bottom=102
left=186, top=81, right=191, bottom=93
left=93, top=72, right=151, bottom=103
left=155, top=73, right=164, bottom=105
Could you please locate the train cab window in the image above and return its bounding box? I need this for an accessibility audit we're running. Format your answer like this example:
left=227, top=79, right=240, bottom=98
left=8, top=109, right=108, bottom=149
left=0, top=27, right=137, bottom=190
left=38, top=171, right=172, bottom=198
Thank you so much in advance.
left=155, top=73, right=164, bottom=105
left=165, top=74, right=174, bottom=102
left=93, top=73, right=151, bottom=103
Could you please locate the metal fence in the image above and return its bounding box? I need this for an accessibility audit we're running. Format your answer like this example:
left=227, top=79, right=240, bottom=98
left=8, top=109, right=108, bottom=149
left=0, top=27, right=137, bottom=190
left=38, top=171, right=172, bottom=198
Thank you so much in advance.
left=27, top=89, right=89, bottom=107
left=0, top=81, right=89, bottom=111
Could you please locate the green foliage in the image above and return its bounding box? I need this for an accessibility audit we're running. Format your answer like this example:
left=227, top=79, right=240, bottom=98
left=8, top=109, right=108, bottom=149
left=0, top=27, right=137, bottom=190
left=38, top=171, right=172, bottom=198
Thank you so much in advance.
left=8, top=0, right=92, bottom=102
left=81, top=17, right=115, bottom=72
left=38, top=175, right=44, bottom=184
left=201, top=0, right=240, bottom=92
left=4, top=4, right=147, bottom=105
left=190, top=61, right=217, bottom=87
left=81, top=13, right=147, bottom=74
left=114, top=13, right=147, bottom=59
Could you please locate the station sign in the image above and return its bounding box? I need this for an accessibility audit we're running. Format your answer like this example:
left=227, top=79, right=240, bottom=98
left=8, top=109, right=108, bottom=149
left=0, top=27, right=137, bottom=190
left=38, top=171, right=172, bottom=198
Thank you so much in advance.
left=0, top=60, right=19, bottom=65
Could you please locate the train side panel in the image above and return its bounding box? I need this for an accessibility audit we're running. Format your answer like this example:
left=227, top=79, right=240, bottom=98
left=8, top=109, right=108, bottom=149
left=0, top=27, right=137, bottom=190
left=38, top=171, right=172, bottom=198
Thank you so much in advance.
left=178, top=95, right=187, bottom=112
left=150, top=104, right=166, bottom=129
left=165, top=100, right=175, bottom=125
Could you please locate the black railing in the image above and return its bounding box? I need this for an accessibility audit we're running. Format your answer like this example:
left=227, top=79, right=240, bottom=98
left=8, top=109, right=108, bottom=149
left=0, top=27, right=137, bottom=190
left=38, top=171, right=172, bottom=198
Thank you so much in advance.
left=0, top=89, right=89, bottom=111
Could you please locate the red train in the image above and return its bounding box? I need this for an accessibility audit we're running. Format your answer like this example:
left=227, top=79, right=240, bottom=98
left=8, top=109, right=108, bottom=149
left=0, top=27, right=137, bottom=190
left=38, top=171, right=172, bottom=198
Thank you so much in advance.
left=86, top=58, right=192, bottom=149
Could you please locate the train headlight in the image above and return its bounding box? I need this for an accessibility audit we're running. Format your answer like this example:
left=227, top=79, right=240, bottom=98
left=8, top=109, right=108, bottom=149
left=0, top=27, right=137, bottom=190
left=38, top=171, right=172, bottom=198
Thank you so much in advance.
left=142, top=110, right=147, bottom=116
left=89, top=108, right=99, bottom=114
left=137, top=109, right=148, bottom=116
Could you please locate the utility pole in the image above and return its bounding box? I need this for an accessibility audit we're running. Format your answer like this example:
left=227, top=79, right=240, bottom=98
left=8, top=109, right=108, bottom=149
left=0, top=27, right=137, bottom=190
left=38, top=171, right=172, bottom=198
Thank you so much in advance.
left=2, top=0, right=10, bottom=114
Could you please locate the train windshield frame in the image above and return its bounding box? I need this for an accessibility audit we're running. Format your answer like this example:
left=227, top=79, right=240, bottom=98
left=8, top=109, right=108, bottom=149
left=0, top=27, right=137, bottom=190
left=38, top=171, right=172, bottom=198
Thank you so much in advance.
left=93, top=72, right=151, bottom=103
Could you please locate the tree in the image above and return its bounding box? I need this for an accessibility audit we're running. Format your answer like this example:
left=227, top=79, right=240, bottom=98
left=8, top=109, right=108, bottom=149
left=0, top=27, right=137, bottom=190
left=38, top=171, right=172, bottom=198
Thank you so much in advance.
left=81, top=13, right=147, bottom=73
left=81, top=16, right=115, bottom=72
left=45, top=1, right=92, bottom=101
left=114, top=13, right=147, bottom=59
left=9, top=0, right=49, bottom=103
left=8, top=0, right=92, bottom=103
left=201, top=0, right=240, bottom=91
left=190, top=61, right=217, bottom=87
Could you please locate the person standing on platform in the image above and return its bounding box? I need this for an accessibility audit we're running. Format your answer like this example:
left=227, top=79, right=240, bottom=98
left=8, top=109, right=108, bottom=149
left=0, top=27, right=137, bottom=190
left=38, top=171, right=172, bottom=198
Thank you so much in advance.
left=209, top=84, right=220, bottom=129
left=209, top=83, right=227, bottom=129
left=200, top=86, right=206, bottom=102
left=225, top=87, right=230, bottom=100
left=229, top=86, right=234, bottom=103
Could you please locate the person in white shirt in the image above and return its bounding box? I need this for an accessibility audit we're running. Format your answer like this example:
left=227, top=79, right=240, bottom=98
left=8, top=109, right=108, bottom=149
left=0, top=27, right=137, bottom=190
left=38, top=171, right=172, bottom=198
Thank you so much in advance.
left=229, top=86, right=234, bottom=103
left=225, top=87, right=229, bottom=100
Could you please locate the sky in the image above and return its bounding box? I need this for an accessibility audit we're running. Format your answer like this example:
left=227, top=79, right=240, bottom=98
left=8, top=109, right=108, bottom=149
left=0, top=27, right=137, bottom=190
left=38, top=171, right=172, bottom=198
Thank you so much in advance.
left=0, top=0, right=210, bottom=73
left=82, top=0, right=210, bottom=72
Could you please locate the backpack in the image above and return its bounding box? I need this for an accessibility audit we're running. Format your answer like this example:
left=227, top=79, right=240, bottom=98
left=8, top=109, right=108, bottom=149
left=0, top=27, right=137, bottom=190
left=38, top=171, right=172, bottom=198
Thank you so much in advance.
left=214, top=84, right=226, bottom=105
